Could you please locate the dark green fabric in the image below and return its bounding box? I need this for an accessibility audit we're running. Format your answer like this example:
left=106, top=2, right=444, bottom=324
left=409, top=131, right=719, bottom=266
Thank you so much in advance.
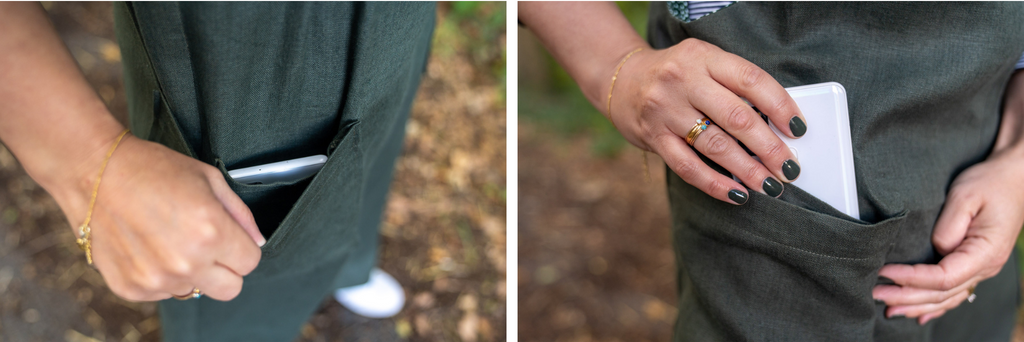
left=647, top=2, right=1024, bottom=341
left=114, top=2, right=435, bottom=341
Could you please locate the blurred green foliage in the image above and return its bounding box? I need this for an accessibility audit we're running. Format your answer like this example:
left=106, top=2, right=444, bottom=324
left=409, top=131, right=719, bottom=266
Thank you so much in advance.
left=434, top=2, right=506, bottom=100
left=519, top=2, right=650, bottom=157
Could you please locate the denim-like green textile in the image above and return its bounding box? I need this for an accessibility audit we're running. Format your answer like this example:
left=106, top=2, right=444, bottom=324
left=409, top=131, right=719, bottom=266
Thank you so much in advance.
left=648, top=2, right=1024, bottom=341
left=114, top=2, right=435, bottom=341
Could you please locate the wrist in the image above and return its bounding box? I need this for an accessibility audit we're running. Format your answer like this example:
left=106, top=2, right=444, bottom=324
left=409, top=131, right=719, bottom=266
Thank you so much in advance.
left=24, top=108, right=126, bottom=217
left=582, top=42, right=652, bottom=114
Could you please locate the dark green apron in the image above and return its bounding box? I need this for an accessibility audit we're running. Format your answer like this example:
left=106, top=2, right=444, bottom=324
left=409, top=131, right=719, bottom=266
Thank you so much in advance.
left=648, top=2, right=1024, bottom=341
left=113, top=2, right=435, bottom=341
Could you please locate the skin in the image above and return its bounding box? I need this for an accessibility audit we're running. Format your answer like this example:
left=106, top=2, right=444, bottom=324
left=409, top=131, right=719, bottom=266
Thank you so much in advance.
left=0, top=2, right=264, bottom=302
left=521, top=1, right=1024, bottom=325
left=872, top=70, right=1024, bottom=325
left=520, top=2, right=805, bottom=205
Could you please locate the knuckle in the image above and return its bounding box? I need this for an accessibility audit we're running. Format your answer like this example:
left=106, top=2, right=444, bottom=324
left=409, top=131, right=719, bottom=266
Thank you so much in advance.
left=135, top=271, right=166, bottom=291
left=165, top=258, right=194, bottom=277
left=681, top=38, right=712, bottom=55
left=200, top=164, right=221, bottom=178
left=703, top=132, right=731, bottom=156
left=193, top=223, right=220, bottom=245
left=762, top=140, right=788, bottom=160
left=670, top=157, right=701, bottom=181
left=738, top=63, right=765, bottom=89
left=637, top=120, right=659, bottom=143
left=637, top=90, right=664, bottom=123
left=724, top=104, right=754, bottom=131
left=653, top=62, right=684, bottom=84
left=767, top=96, right=791, bottom=117
left=741, top=161, right=763, bottom=183
left=938, top=276, right=957, bottom=292
left=705, top=178, right=728, bottom=195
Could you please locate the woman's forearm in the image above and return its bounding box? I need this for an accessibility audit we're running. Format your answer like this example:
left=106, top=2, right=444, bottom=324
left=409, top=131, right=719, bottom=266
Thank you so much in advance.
left=995, top=70, right=1024, bottom=158
left=518, top=2, right=650, bottom=112
left=0, top=2, right=125, bottom=199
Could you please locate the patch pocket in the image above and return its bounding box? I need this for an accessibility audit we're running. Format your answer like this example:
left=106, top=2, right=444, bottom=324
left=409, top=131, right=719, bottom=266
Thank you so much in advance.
left=668, top=171, right=906, bottom=339
left=234, top=121, right=364, bottom=279
left=215, top=158, right=316, bottom=241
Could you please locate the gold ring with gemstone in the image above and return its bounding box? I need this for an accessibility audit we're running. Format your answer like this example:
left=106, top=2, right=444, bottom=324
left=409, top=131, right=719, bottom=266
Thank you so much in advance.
left=685, top=117, right=713, bottom=145
left=967, top=285, right=976, bottom=303
left=173, top=288, right=203, bottom=300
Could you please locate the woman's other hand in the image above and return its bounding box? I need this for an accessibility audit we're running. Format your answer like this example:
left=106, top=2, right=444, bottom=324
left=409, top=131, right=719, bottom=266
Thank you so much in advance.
left=609, top=38, right=806, bottom=204
left=872, top=70, right=1024, bottom=325
left=871, top=151, right=1024, bottom=324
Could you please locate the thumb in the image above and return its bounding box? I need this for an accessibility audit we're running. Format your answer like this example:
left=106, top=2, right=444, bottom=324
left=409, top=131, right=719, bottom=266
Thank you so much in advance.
left=207, top=171, right=265, bottom=247
left=932, top=190, right=979, bottom=256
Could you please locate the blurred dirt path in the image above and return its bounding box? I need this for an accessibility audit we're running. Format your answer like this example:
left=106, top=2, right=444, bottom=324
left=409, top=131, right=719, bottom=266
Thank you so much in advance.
left=518, top=124, right=676, bottom=342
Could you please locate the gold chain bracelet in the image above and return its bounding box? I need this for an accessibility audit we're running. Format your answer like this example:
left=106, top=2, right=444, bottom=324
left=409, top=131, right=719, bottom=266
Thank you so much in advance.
left=76, top=128, right=131, bottom=265
left=605, top=47, right=649, bottom=182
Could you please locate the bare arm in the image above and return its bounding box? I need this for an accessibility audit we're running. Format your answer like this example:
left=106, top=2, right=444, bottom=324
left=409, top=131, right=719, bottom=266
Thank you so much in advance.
left=0, top=2, right=124, bottom=199
left=519, top=2, right=648, bottom=109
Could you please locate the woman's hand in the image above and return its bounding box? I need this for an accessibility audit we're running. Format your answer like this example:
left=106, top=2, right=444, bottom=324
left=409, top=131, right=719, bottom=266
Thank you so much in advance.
left=520, top=3, right=804, bottom=205
left=609, top=38, right=806, bottom=204
left=871, top=150, right=1024, bottom=324
left=53, top=135, right=266, bottom=302
left=0, top=2, right=262, bottom=302
left=873, top=70, right=1024, bottom=325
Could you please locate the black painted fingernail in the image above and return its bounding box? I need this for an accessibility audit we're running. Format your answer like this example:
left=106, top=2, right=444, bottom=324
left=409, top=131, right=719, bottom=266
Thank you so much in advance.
left=728, top=189, right=748, bottom=205
left=782, top=159, right=800, bottom=181
left=789, top=117, right=807, bottom=137
left=762, top=177, right=783, bottom=197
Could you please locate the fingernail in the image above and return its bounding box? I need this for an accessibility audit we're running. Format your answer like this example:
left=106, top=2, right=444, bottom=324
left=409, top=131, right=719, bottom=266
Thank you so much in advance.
left=258, top=237, right=267, bottom=247
left=789, top=117, right=807, bottom=137
left=762, top=177, right=783, bottom=197
left=782, top=159, right=800, bottom=181
left=728, top=189, right=748, bottom=205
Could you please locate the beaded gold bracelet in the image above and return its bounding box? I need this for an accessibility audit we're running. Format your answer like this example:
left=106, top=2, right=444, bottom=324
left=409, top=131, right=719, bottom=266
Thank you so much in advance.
left=76, top=128, right=131, bottom=265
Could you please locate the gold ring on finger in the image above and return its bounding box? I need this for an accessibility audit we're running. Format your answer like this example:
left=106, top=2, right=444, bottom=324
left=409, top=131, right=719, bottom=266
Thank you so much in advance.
left=173, top=287, right=203, bottom=300
left=686, top=117, right=713, bottom=146
left=967, top=285, right=976, bottom=303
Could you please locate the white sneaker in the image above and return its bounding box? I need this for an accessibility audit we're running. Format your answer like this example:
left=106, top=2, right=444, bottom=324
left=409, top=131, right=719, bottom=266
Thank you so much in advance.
left=334, top=268, right=406, bottom=318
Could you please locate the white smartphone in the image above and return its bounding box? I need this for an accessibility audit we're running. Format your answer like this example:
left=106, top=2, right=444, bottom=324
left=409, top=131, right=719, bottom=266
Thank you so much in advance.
left=742, top=82, right=859, bottom=219
left=227, top=155, right=328, bottom=185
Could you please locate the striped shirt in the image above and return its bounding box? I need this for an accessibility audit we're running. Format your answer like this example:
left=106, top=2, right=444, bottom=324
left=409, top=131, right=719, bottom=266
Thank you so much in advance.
left=668, top=1, right=1024, bottom=69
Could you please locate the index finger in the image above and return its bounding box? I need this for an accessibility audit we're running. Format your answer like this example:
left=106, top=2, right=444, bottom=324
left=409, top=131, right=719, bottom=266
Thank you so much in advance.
left=878, top=250, right=983, bottom=291
left=206, top=198, right=263, bottom=277
left=704, top=50, right=806, bottom=138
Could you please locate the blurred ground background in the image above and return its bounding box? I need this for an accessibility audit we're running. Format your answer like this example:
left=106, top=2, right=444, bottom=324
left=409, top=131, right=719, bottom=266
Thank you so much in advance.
left=518, top=2, right=1024, bottom=341
left=0, top=2, right=505, bottom=342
